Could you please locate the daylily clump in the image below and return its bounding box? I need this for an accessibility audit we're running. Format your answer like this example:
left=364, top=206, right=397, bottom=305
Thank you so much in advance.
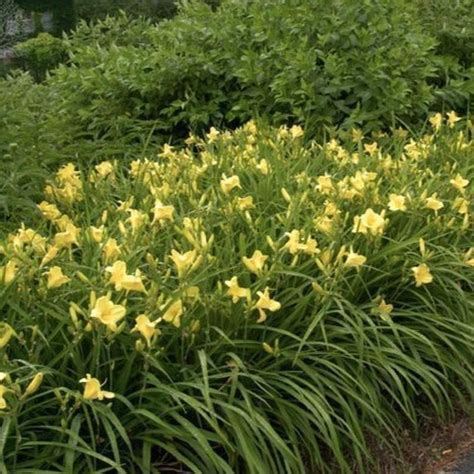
left=0, top=119, right=472, bottom=473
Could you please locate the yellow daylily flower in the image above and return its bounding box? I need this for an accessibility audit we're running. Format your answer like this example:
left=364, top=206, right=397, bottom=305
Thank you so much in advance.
left=90, top=296, right=126, bottom=332
left=1, top=260, right=17, bottom=284
left=388, top=194, right=407, bottom=212
left=106, top=261, right=146, bottom=293
left=40, top=245, right=59, bottom=267
left=127, top=209, right=147, bottom=233
left=162, top=299, right=184, bottom=328
left=452, top=197, right=469, bottom=215
left=429, top=113, right=442, bottom=131
left=450, top=174, right=469, bottom=193
left=220, top=174, right=241, bottom=194
left=0, top=385, right=10, bottom=410
left=253, top=287, right=281, bottom=323
left=54, top=224, right=80, bottom=249
left=411, top=264, right=433, bottom=287
left=425, top=193, right=444, bottom=212
left=364, top=142, right=379, bottom=157
left=0, top=323, right=15, bottom=348
left=446, top=111, right=461, bottom=128
left=95, top=161, right=114, bottom=177
left=237, top=196, right=255, bottom=211
left=152, top=200, right=175, bottom=223
left=242, top=250, right=268, bottom=275
left=353, top=209, right=386, bottom=236
left=102, top=238, right=122, bottom=263
left=170, top=249, right=199, bottom=278
left=283, top=230, right=302, bottom=255
left=225, top=276, right=251, bottom=303
left=45, top=266, right=71, bottom=289
left=89, top=226, right=104, bottom=243
left=256, top=159, right=269, bottom=175
left=79, top=374, right=115, bottom=401
left=371, top=299, right=394, bottom=322
left=315, top=174, right=333, bottom=195
left=37, top=201, right=62, bottom=221
left=131, top=314, right=160, bottom=347
left=344, top=248, right=367, bottom=268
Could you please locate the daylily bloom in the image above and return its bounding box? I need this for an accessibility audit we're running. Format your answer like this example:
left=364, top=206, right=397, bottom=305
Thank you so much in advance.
left=353, top=209, right=386, bottom=236
left=89, top=226, right=104, bottom=243
left=37, top=201, right=62, bottom=221
left=131, top=314, right=160, bottom=347
left=0, top=323, right=15, bottom=348
left=315, top=174, right=333, bottom=195
left=0, top=385, right=10, bottom=410
left=45, top=266, right=71, bottom=289
left=220, top=174, right=241, bottom=194
left=162, top=299, right=184, bottom=328
left=54, top=224, right=80, bottom=249
left=364, top=142, right=379, bottom=157
left=425, top=193, right=444, bottom=212
left=237, top=196, right=255, bottom=211
left=283, top=230, right=302, bottom=255
left=256, top=159, right=269, bottom=175
left=411, top=264, right=433, bottom=287
left=102, top=238, right=121, bottom=263
left=254, top=287, right=281, bottom=323
left=95, top=161, right=114, bottom=177
left=79, top=374, right=114, bottom=401
left=429, top=113, right=442, bottom=131
left=105, top=261, right=146, bottom=293
left=446, top=111, right=461, bottom=128
left=170, top=249, right=199, bottom=278
left=127, top=209, right=147, bottom=233
left=1, top=260, right=17, bottom=284
left=452, top=197, right=469, bottom=215
left=225, top=276, right=251, bottom=303
left=152, top=200, right=175, bottom=223
left=344, top=248, right=367, bottom=268
left=450, top=174, right=469, bottom=193
left=90, top=296, right=126, bottom=332
left=388, top=194, right=407, bottom=212
left=371, top=299, right=394, bottom=322
left=40, top=245, right=59, bottom=267
left=242, top=250, right=268, bottom=275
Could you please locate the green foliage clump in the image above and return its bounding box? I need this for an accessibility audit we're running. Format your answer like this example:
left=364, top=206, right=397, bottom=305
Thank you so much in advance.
left=51, top=0, right=438, bottom=137
left=14, top=32, right=67, bottom=81
left=0, top=121, right=473, bottom=473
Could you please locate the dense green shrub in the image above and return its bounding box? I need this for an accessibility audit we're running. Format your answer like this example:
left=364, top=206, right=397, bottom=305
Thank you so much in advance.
left=50, top=0, right=438, bottom=137
left=14, top=33, right=67, bottom=81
